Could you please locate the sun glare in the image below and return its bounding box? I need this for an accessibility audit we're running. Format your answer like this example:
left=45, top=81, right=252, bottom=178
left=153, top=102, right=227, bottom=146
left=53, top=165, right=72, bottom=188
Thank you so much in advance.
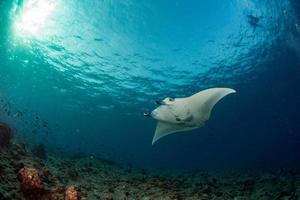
left=15, top=0, right=56, bottom=36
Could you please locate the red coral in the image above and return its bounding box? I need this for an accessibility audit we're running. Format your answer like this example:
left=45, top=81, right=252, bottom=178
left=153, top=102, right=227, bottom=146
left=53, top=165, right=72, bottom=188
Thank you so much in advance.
left=65, top=186, right=79, bottom=200
left=18, top=167, right=43, bottom=194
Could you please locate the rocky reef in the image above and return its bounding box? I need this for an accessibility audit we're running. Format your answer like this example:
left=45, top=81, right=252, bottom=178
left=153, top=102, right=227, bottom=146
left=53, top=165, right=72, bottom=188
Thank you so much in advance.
left=0, top=123, right=300, bottom=200
left=0, top=123, right=12, bottom=147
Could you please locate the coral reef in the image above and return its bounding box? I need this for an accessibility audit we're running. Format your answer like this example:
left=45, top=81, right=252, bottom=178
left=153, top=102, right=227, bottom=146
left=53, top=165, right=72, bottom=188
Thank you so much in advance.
left=0, top=133, right=299, bottom=199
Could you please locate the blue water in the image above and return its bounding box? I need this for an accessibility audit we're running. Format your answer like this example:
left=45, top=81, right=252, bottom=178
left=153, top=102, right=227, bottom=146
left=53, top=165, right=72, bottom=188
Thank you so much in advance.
left=0, top=0, right=299, bottom=169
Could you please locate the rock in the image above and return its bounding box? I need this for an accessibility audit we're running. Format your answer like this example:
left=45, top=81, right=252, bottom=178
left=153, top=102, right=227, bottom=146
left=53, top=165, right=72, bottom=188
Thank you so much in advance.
left=17, top=166, right=43, bottom=194
left=32, top=144, right=47, bottom=159
left=42, top=167, right=51, bottom=182
left=14, top=162, right=25, bottom=174
left=0, top=123, right=12, bottom=147
left=65, top=186, right=79, bottom=200
left=68, top=168, right=79, bottom=180
left=45, top=185, right=65, bottom=200
left=234, top=196, right=249, bottom=200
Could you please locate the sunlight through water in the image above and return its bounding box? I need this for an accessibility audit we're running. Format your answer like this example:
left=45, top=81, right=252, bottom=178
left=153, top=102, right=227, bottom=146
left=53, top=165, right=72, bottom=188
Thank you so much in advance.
left=14, top=0, right=56, bottom=36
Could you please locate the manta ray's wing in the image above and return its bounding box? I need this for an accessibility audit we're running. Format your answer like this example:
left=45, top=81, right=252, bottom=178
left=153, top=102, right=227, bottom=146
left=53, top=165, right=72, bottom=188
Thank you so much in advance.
left=152, top=121, right=196, bottom=144
left=188, top=88, right=236, bottom=124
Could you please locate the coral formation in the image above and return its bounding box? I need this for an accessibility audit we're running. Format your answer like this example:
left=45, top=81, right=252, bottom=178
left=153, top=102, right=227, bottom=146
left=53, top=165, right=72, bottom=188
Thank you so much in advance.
left=65, top=186, right=79, bottom=200
left=18, top=167, right=43, bottom=194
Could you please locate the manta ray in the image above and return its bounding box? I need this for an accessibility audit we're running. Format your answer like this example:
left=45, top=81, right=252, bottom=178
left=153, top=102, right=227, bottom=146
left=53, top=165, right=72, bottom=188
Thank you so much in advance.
left=145, top=88, right=236, bottom=144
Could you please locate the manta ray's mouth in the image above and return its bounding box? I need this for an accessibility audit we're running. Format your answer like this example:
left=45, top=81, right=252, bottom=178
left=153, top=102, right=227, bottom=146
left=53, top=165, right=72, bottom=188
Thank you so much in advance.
left=155, top=100, right=165, bottom=105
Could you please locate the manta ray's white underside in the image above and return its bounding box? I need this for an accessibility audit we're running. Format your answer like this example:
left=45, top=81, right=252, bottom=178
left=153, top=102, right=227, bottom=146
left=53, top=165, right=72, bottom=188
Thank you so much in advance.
left=150, top=88, right=236, bottom=144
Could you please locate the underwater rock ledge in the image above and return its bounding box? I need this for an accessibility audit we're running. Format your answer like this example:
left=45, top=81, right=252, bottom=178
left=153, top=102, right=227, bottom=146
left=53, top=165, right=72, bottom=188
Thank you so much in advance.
left=0, top=129, right=299, bottom=199
left=0, top=123, right=12, bottom=147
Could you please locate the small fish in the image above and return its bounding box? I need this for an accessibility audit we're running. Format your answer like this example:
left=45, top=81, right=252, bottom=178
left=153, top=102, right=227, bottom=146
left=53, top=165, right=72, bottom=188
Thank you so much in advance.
left=13, top=111, right=23, bottom=118
left=247, top=14, right=262, bottom=29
